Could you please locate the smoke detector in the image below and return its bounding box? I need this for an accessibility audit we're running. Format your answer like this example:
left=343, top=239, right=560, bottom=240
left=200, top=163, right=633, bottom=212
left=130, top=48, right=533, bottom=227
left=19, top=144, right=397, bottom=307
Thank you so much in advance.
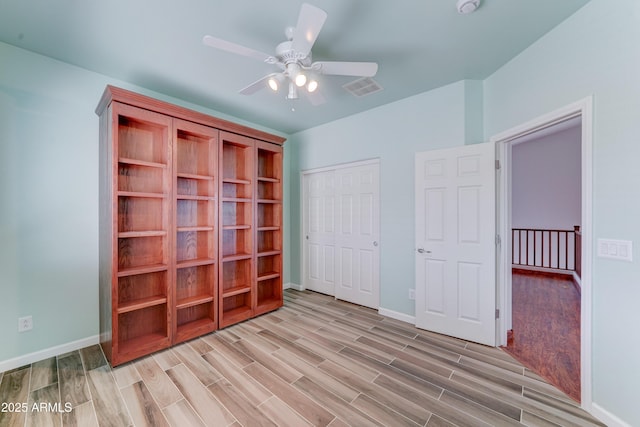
left=456, top=0, right=480, bottom=14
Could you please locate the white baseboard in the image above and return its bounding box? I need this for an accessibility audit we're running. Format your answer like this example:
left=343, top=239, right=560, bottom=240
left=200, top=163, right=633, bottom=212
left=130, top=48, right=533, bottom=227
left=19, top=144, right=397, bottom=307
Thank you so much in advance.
left=378, top=307, right=415, bottom=325
left=285, top=282, right=305, bottom=291
left=0, top=335, right=100, bottom=372
left=590, top=403, right=631, bottom=427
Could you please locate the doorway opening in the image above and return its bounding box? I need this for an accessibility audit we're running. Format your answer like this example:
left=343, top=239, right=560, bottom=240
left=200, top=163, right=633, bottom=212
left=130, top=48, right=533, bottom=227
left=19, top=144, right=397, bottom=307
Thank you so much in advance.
left=504, top=117, right=582, bottom=401
left=494, top=97, right=593, bottom=408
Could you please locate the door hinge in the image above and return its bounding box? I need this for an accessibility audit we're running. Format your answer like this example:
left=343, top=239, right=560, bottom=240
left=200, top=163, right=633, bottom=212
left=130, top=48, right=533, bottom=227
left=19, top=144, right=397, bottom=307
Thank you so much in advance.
left=495, top=160, right=501, bottom=170
left=495, top=234, right=501, bottom=245
left=495, top=309, right=500, bottom=319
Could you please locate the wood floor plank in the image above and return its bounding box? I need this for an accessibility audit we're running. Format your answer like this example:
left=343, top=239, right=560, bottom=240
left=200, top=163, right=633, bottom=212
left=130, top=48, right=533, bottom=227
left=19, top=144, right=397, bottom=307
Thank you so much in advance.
left=162, top=399, right=205, bottom=427
left=351, top=393, right=421, bottom=427
left=152, top=348, right=182, bottom=372
left=258, top=396, right=314, bottom=427
left=233, top=339, right=302, bottom=384
left=186, top=338, right=213, bottom=356
left=26, top=382, right=62, bottom=427
left=30, top=357, right=57, bottom=392
left=272, top=349, right=360, bottom=403
left=208, top=380, right=276, bottom=427
left=0, top=367, right=30, bottom=427
left=292, top=375, right=383, bottom=426
left=111, top=362, right=141, bottom=389
left=134, top=356, right=183, bottom=408
left=295, top=337, right=380, bottom=382
left=372, top=374, right=494, bottom=427
left=172, top=343, right=220, bottom=386
left=61, top=401, right=98, bottom=427
left=79, top=345, right=107, bottom=371
left=85, top=365, right=131, bottom=427
left=120, top=380, right=170, bottom=427
left=244, top=362, right=335, bottom=426
left=201, top=349, right=272, bottom=407
left=57, top=352, right=90, bottom=408
left=258, top=329, right=325, bottom=366
left=200, top=334, right=254, bottom=368
left=318, top=359, right=433, bottom=425
left=166, top=363, right=236, bottom=426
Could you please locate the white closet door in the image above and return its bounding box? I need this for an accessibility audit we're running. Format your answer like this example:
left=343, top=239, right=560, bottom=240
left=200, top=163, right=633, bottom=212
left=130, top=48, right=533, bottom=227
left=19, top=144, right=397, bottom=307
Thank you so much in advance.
left=302, top=160, right=380, bottom=309
left=303, top=170, right=337, bottom=295
left=334, top=163, right=380, bottom=309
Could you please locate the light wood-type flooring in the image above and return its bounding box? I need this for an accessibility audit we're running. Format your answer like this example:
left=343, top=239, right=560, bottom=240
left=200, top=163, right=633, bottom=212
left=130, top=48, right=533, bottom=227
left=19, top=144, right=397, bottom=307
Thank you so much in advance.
left=0, top=289, right=604, bottom=427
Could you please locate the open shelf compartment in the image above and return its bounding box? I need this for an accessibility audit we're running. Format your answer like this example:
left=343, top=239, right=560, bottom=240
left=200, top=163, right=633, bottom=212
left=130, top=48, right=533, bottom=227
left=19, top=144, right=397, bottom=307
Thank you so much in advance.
left=118, top=116, right=168, bottom=165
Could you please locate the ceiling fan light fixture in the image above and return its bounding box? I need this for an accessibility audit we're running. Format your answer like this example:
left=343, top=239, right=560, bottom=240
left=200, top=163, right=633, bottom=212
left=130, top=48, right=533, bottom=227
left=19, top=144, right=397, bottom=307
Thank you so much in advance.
left=268, top=77, right=279, bottom=91
left=456, top=0, right=480, bottom=14
left=295, top=72, right=307, bottom=87
left=307, top=79, right=318, bottom=93
left=267, top=74, right=284, bottom=91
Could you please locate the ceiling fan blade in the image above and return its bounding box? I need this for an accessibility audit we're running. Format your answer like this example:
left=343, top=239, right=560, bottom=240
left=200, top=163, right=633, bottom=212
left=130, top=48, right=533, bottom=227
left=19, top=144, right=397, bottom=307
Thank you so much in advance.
left=238, top=74, right=278, bottom=95
left=312, top=61, right=378, bottom=77
left=291, top=3, right=327, bottom=57
left=203, top=35, right=274, bottom=63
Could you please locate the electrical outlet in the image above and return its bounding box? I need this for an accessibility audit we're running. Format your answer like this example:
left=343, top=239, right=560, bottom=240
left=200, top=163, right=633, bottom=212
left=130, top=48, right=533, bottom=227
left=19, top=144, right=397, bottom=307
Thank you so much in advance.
left=408, top=289, right=415, bottom=300
left=18, top=315, right=33, bottom=332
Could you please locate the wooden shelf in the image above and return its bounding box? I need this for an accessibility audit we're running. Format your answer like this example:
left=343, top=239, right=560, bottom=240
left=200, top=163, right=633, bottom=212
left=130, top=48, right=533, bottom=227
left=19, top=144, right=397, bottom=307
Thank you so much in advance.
left=223, top=224, right=250, bottom=230
left=222, top=197, right=252, bottom=203
left=222, top=253, right=252, bottom=262
left=117, top=264, right=168, bottom=277
left=222, top=178, right=251, bottom=185
left=176, top=194, right=216, bottom=201
left=118, top=191, right=166, bottom=199
left=176, top=295, right=214, bottom=310
left=176, top=258, right=216, bottom=269
left=177, top=226, right=214, bottom=232
left=222, top=285, right=251, bottom=298
left=118, top=230, right=167, bottom=238
left=119, top=157, right=166, bottom=169
left=177, top=172, right=214, bottom=181
left=257, top=176, right=280, bottom=183
left=118, top=296, right=167, bottom=314
left=257, top=272, right=280, bottom=282
left=257, top=250, right=281, bottom=257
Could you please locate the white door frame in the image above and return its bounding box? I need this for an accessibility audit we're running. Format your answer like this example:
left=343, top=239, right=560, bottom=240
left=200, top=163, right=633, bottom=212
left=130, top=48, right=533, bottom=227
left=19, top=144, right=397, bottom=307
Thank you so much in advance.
left=300, top=158, right=381, bottom=300
left=492, top=97, right=593, bottom=409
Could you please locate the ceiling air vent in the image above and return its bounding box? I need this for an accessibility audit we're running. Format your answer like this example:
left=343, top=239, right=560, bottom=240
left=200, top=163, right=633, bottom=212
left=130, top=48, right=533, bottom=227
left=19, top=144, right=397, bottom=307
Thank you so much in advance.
left=343, top=77, right=383, bottom=97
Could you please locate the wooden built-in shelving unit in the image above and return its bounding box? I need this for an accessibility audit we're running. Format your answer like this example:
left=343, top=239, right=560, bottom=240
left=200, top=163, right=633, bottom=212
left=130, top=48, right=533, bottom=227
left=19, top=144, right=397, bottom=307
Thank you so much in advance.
left=97, top=86, right=284, bottom=366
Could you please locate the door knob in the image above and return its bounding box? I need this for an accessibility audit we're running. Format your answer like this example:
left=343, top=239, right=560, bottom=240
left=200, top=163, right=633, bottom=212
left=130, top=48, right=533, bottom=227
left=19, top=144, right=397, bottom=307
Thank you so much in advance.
left=373, top=241, right=378, bottom=246
left=417, top=248, right=431, bottom=254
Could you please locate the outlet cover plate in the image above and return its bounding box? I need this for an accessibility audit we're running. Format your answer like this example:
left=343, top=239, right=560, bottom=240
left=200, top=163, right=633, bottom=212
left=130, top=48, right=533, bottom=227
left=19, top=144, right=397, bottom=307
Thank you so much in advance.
left=18, top=315, right=33, bottom=332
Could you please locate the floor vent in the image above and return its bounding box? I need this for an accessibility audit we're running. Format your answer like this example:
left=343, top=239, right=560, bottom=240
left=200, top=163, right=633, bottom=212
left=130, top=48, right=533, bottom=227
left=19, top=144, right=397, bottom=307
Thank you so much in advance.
left=343, top=77, right=383, bottom=97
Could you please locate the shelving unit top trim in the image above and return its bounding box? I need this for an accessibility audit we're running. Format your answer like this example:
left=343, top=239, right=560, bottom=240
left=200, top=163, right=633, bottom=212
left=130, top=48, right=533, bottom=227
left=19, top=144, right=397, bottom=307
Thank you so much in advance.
left=96, top=86, right=286, bottom=146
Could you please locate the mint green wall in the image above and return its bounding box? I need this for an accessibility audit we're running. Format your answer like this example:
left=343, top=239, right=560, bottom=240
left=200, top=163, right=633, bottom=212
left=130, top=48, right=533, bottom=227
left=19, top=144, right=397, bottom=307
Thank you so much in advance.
left=288, top=80, right=483, bottom=316
left=0, top=41, right=285, bottom=364
left=484, top=0, right=639, bottom=424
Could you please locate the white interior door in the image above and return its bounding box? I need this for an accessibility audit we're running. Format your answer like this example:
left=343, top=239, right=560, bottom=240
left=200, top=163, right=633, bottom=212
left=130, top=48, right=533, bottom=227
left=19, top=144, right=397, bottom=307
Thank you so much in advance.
left=415, top=143, right=496, bottom=346
left=334, top=164, right=380, bottom=309
left=303, top=170, right=336, bottom=295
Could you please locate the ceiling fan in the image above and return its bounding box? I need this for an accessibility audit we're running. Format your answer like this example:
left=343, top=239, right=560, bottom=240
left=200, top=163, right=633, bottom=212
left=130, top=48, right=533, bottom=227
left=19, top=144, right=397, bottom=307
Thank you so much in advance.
left=202, top=3, right=378, bottom=105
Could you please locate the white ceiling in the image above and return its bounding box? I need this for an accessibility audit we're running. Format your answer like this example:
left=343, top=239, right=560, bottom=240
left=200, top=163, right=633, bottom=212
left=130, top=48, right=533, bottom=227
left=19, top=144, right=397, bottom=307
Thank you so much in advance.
left=0, top=0, right=591, bottom=134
